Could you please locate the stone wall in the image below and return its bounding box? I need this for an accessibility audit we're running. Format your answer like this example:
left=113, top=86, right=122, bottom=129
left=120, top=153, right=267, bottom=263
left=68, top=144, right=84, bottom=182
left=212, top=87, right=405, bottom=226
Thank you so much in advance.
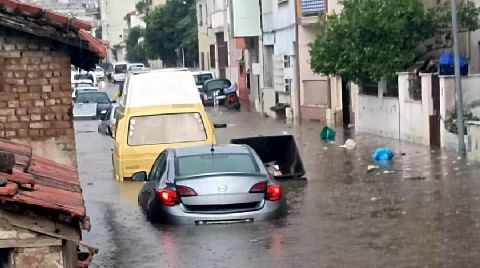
left=0, top=28, right=76, bottom=166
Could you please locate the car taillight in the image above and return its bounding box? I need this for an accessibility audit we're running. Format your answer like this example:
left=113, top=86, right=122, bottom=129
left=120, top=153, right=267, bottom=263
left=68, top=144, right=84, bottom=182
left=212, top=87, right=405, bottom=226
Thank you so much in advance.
left=155, top=189, right=179, bottom=206
left=249, top=182, right=267, bottom=193
left=266, top=184, right=282, bottom=201
left=176, top=185, right=198, bottom=197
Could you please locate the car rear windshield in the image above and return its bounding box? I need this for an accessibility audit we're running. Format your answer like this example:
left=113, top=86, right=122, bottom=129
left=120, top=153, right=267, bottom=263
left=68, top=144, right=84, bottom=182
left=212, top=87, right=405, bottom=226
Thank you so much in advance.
left=176, top=153, right=259, bottom=177
left=128, top=113, right=207, bottom=146
left=114, top=64, right=127, bottom=73
left=75, top=92, right=110, bottom=104
left=194, top=74, right=213, bottom=86
left=206, top=80, right=231, bottom=91
left=74, top=74, right=94, bottom=81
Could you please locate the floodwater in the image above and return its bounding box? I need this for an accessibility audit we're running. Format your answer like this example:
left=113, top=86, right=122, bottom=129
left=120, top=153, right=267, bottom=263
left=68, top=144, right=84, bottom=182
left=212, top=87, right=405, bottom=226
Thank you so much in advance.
left=76, top=92, right=480, bottom=267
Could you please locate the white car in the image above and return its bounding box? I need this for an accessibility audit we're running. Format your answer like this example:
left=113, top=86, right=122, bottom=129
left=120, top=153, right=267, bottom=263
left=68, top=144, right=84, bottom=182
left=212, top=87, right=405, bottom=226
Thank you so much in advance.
left=92, top=66, right=105, bottom=80
left=73, top=73, right=97, bottom=87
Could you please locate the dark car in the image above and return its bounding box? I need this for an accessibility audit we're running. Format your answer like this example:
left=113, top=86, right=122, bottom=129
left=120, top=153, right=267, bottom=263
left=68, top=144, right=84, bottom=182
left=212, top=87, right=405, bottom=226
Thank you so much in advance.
left=73, top=91, right=114, bottom=119
left=132, top=144, right=285, bottom=224
left=200, top=79, right=232, bottom=105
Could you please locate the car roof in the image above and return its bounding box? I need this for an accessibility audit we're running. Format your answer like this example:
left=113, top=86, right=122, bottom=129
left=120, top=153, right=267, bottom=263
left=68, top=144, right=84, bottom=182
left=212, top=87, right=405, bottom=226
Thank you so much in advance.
left=124, top=71, right=201, bottom=108
left=173, top=144, right=252, bottom=158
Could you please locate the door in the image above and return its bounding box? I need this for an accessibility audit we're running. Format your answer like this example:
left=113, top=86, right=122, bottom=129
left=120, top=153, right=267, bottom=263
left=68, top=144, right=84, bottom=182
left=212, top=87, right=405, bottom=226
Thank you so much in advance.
left=342, top=79, right=351, bottom=127
left=216, top=33, right=228, bottom=79
left=139, top=152, right=167, bottom=208
left=430, top=75, right=441, bottom=146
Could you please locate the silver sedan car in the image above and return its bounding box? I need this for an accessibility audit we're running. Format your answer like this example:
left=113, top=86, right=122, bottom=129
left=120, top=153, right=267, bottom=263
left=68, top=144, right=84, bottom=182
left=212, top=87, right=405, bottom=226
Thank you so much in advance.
left=132, top=145, right=285, bottom=224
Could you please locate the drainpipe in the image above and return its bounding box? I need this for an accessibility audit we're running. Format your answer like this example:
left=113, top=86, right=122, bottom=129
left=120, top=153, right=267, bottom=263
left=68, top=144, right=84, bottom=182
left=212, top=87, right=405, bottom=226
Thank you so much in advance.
left=294, top=0, right=302, bottom=122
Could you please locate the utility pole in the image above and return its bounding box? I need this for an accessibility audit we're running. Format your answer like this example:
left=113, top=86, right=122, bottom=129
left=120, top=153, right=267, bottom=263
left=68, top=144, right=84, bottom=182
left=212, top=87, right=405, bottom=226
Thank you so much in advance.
left=451, top=0, right=466, bottom=155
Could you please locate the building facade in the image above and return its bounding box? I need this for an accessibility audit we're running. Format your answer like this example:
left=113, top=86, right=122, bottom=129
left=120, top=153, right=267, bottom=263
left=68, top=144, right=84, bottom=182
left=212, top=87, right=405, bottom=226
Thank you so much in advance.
left=100, top=0, right=138, bottom=61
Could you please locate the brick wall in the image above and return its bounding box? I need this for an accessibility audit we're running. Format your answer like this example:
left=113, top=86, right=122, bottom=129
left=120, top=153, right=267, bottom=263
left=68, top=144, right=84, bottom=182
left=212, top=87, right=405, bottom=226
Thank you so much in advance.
left=0, top=28, right=76, bottom=165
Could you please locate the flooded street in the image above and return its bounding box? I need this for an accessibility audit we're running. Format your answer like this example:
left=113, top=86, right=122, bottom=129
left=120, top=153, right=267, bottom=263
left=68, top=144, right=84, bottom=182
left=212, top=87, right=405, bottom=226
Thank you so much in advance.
left=77, top=95, right=480, bottom=267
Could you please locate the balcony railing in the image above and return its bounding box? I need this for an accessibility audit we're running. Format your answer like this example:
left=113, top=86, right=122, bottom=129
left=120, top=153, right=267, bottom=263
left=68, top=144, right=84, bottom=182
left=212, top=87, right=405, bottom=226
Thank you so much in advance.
left=301, top=0, right=325, bottom=17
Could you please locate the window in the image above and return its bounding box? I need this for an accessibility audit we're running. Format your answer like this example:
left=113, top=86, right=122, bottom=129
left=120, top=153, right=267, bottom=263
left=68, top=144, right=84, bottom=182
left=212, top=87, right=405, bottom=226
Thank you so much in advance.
left=359, top=79, right=378, bottom=96
left=284, top=55, right=291, bottom=68
left=149, top=152, right=167, bottom=181
left=128, top=113, right=207, bottom=146
left=176, top=153, right=259, bottom=177
left=384, top=77, right=399, bottom=98
left=0, top=249, right=11, bottom=268
left=408, top=75, right=422, bottom=101
left=285, top=79, right=292, bottom=93
left=198, top=4, right=203, bottom=26
left=210, top=45, right=216, bottom=68
left=201, top=52, right=205, bottom=70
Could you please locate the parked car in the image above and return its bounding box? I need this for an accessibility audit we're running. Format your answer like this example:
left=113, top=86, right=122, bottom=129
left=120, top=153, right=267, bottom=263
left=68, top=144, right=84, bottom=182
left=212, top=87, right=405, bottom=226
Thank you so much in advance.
left=73, top=91, right=115, bottom=119
left=92, top=65, right=105, bottom=80
left=98, top=104, right=119, bottom=136
left=71, top=86, right=99, bottom=100
left=132, top=144, right=285, bottom=224
left=192, top=71, right=215, bottom=91
left=200, top=79, right=240, bottom=109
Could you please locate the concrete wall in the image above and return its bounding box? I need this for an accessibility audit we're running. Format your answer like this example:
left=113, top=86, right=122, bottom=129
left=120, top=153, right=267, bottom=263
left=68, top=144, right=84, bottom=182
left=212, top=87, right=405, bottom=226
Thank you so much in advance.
left=355, top=92, right=400, bottom=139
left=439, top=75, right=480, bottom=149
left=0, top=224, right=66, bottom=268
left=0, top=29, right=77, bottom=166
left=398, top=73, right=432, bottom=145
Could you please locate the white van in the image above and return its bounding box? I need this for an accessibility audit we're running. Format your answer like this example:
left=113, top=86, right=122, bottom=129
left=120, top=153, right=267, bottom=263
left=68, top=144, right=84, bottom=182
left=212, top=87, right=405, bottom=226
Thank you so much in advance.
left=112, top=62, right=129, bottom=83
left=192, top=71, right=216, bottom=91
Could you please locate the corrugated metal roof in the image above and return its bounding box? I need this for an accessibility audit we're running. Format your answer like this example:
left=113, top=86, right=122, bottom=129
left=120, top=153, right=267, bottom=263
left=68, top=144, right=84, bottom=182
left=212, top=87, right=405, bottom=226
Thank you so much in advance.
left=0, top=138, right=88, bottom=229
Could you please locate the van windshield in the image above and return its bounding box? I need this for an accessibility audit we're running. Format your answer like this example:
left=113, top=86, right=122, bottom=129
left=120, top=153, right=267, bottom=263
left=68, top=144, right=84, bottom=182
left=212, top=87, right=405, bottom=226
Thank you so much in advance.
left=128, top=113, right=207, bottom=146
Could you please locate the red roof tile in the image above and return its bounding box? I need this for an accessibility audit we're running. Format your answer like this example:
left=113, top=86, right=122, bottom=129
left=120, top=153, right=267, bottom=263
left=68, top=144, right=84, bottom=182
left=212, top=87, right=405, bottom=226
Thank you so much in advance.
left=0, top=0, right=106, bottom=66
left=0, top=139, right=87, bottom=228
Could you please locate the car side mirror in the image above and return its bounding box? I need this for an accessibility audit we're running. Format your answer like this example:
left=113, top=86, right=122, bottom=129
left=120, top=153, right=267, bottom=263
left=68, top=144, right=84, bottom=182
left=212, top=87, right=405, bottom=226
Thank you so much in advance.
left=213, top=123, right=227, bottom=129
left=132, top=171, right=147, bottom=182
left=111, top=100, right=117, bottom=103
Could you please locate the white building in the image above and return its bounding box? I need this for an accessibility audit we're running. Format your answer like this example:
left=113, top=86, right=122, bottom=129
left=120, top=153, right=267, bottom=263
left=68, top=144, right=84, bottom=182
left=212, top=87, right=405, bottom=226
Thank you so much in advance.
left=100, top=0, right=138, bottom=61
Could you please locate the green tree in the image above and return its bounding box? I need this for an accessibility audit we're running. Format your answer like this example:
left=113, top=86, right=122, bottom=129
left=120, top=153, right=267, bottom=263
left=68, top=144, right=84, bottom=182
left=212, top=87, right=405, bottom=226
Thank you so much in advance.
left=143, top=0, right=198, bottom=67
left=310, top=0, right=480, bottom=83
left=125, top=27, right=148, bottom=65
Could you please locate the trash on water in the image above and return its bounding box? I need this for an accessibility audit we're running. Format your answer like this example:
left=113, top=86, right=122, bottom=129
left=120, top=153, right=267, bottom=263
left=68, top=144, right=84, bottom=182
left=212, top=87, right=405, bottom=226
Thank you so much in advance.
left=323, top=147, right=329, bottom=150
left=383, top=170, right=395, bottom=174
left=320, top=127, right=336, bottom=141
left=339, top=139, right=356, bottom=149
left=265, top=161, right=283, bottom=177
left=372, top=148, right=394, bottom=161
left=367, top=165, right=380, bottom=172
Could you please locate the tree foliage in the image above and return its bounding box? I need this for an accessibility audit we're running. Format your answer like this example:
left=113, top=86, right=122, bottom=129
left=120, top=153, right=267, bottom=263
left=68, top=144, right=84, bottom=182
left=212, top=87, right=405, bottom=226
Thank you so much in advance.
left=143, top=0, right=198, bottom=67
left=125, top=27, right=148, bottom=65
left=310, top=0, right=480, bottom=83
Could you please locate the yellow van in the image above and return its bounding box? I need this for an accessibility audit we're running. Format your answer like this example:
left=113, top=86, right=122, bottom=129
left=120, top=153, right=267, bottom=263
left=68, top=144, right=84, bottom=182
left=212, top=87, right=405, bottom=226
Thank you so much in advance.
left=112, top=70, right=216, bottom=181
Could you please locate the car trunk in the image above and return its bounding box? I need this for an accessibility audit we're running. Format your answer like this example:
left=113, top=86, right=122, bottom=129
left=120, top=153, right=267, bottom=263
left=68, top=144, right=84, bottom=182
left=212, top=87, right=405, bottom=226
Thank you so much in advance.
left=176, top=174, right=267, bottom=213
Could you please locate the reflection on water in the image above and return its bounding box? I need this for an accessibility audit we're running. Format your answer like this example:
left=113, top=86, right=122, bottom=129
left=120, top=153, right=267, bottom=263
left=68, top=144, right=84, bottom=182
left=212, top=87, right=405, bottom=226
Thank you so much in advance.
left=117, top=181, right=144, bottom=205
